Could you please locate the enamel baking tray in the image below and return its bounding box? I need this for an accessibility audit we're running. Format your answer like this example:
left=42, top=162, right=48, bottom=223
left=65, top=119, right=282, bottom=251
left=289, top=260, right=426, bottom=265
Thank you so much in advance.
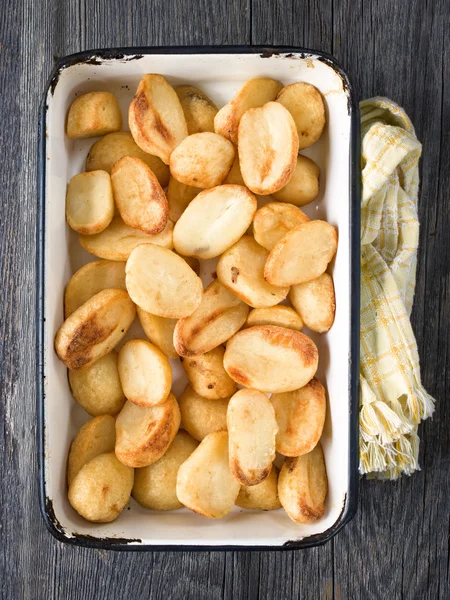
left=37, top=46, right=360, bottom=550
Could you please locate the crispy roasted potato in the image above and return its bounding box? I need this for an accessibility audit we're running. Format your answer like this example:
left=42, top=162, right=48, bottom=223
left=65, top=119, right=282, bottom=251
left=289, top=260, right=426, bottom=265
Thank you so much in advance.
left=227, top=389, right=277, bottom=486
left=125, top=244, right=203, bottom=318
left=66, top=171, right=114, bottom=235
left=264, top=220, right=338, bottom=287
left=173, top=185, right=257, bottom=259
left=224, top=154, right=245, bottom=186
left=176, top=431, right=240, bottom=518
left=67, top=415, right=116, bottom=486
left=272, top=155, right=320, bottom=206
left=290, top=273, right=336, bottom=333
left=214, top=78, right=282, bottom=144
left=181, top=346, right=236, bottom=400
left=179, top=384, right=229, bottom=441
left=176, top=86, right=218, bottom=134
left=115, top=393, right=180, bottom=468
left=69, top=351, right=125, bottom=416
left=245, top=306, right=303, bottom=331
left=66, top=92, right=122, bottom=139
left=170, top=132, right=235, bottom=189
left=278, top=443, right=328, bottom=524
left=173, top=280, right=249, bottom=356
left=253, top=202, right=309, bottom=251
left=137, top=307, right=178, bottom=359
left=80, top=216, right=173, bottom=261
left=238, top=102, right=299, bottom=195
left=132, top=431, right=198, bottom=510
left=276, top=82, right=325, bottom=150
left=55, top=289, right=136, bottom=370
left=217, top=236, right=289, bottom=308
left=167, top=176, right=201, bottom=222
left=86, top=131, right=170, bottom=187
left=271, top=378, right=326, bottom=456
left=68, top=452, right=134, bottom=523
left=236, top=466, right=281, bottom=510
left=111, top=156, right=168, bottom=235
left=224, top=325, right=318, bottom=393
left=118, top=339, right=172, bottom=407
left=129, top=74, right=188, bottom=164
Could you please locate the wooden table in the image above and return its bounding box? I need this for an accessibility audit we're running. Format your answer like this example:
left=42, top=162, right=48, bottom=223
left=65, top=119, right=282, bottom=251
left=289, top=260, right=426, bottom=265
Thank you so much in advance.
left=1, top=0, right=448, bottom=598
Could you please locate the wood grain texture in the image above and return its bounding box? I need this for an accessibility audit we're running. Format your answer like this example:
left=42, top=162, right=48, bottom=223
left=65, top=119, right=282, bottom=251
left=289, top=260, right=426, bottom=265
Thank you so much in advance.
left=0, top=0, right=449, bottom=598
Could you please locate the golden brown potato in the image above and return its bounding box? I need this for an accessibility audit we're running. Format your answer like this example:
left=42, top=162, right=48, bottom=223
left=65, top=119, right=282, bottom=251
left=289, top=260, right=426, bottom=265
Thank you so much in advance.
left=167, top=176, right=201, bottom=222
left=181, top=346, right=236, bottom=400
left=278, top=443, right=328, bottom=524
left=55, top=289, right=136, bottom=370
left=66, top=92, right=122, bottom=139
left=176, top=431, right=240, bottom=518
left=86, top=131, right=170, bottom=187
left=272, top=155, right=320, bottom=206
left=238, top=102, right=299, bottom=195
left=236, top=466, right=281, bottom=510
left=224, top=154, right=245, bottom=186
left=132, top=431, right=198, bottom=510
left=173, top=185, right=257, bottom=259
left=68, top=452, right=134, bottom=523
left=179, top=384, right=228, bottom=441
left=66, top=171, right=114, bottom=235
left=69, top=351, right=125, bottom=416
left=214, top=78, right=282, bottom=144
left=170, top=132, right=235, bottom=188
left=125, top=244, right=203, bottom=318
left=173, top=280, right=249, bottom=357
left=245, top=306, right=303, bottom=331
left=67, top=415, right=116, bottom=486
left=111, top=156, right=168, bottom=235
left=128, top=74, right=188, bottom=164
left=64, top=260, right=126, bottom=318
left=290, top=273, right=336, bottom=333
left=227, top=389, right=277, bottom=486
left=176, top=85, right=218, bottom=134
left=80, top=216, right=173, bottom=261
left=217, top=236, right=289, bottom=308
left=276, top=82, right=325, bottom=150
left=224, top=325, right=318, bottom=393
left=264, top=220, right=338, bottom=287
left=115, top=393, right=180, bottom=468
left=271, top=378, right=326, bottom=456
left=137, top=307, right=178, bottom=359
left=253, top=202, right=309, bottom=251
left=118, top=339, right=172, bottom=407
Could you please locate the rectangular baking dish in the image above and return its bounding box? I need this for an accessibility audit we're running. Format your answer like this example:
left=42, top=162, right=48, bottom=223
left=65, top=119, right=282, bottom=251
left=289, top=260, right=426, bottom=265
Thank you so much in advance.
left=37, top=46, right=360, bottom=550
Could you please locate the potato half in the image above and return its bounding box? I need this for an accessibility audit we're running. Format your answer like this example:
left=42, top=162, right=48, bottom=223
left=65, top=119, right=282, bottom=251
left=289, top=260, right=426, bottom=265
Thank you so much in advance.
left=129, top=74, right=188, bottom=164
left=278, top=443, right=328, bottom=524
left=245, top=306, right=303, bottom=331
left=272, top=155, right=320, bottom=206
left=66, top=171, right=114, bottom=235
left=137, top=307, right=178, bottom=359
left=179, top=384, right=229, bottom=442
left=66, top=91, right=122, bottom=139
left=115, top=393, right=180, bottom=468
left=264, top=220, right=338, bottom=286
left=176, top=431, right=240, bottom=518
left=181, top=346, right=236, bottom=400
left=227, top=389, right=277, bottom=486
left=132, top=431, right=198, bottom=511
left=236, top=466, right=281, bottom=510
left=224, top=325, right=318, bottom=393
left=253, top=202, right=309, bottom=251
left=290, top=273, right=336, bottom=333
left=176, top=85, right=218, bottom=134
left=217, top=236, right=289, bottom=308
left=55, top=289, right=136, bottom=370
left=167, top=176, right=201, bottom=222
left=173, top=280, right=249, bottom=357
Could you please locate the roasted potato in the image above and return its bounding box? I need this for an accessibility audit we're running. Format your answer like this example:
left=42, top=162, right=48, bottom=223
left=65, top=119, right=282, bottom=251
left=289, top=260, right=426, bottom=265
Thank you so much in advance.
left=278, top=443, right=328, bottom=524
left=224, top=325, right=318, bottom=393
left=272, top=155, right=320, bottom=206
left=176, top=86, right=218, bottom=134
left=66, top=91, right=122, bottom=139
left=181, top=346, right=236, bottom=400
left=55, top=289, right=136, bottom=370
left=179, top=384, right=229, bottom=441
left=137, top=307, right=178, bottom=359
left=132, top=431, right=198, bottom=510
left=173, top=185, right=257, bottom=259
left=290, top=273, right=336, bottom=333
left=115, top=393, right=180, bottom=468
left=167, top=176, right=201, bottom=222
left=264, top=220, right=338, bottom=286
left=129, top=74, right=188, bottom=163
left=66, top=171, right=114, bottom=235
left=253, top=202, right=309, bottom=251
left=224, top=154, right=245, bottom=186
left=227, top=389, right=277, bottom=486
left=236, top=466, right=281, bottom=510
left=173, top=280, right=249, bottom=356
left=176, top=431, right=240, bottom=518
left=246, top=306, right=303, bottom=331
left=69, top=351, right=125, bottom=416
left=125, top=244, right=203, bottom=318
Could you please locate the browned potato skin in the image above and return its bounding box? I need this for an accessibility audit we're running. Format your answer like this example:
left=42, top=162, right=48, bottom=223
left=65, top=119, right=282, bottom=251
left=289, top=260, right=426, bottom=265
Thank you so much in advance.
left=290, top=273, right=336, bottom=333
left=179, top=384, right=228, bottom=442
left=176, top=86, right=218, bottom=134
left=66, top=92, right=122, bottom=139
left=180, top=346, right=237, bottom=400
left=272, top=155, right=320, bottom=207
left=137, top=307, right=178, bottom=360
left=252, top=202, right=309, bottom=251
left=236, top=466, right=281, bottom=510
left=167, top=176, right=201, bottom=222
left=245, top=306, right=303, bottom=331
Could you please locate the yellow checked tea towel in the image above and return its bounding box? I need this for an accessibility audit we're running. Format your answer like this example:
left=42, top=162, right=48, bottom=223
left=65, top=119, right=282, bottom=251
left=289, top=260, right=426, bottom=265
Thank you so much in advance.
left=359, top=97, right=435, bottom=479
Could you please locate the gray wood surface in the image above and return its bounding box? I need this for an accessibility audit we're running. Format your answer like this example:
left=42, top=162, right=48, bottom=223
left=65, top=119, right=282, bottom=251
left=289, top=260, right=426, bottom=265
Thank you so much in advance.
left=0, top=0, right=449, bottom=598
